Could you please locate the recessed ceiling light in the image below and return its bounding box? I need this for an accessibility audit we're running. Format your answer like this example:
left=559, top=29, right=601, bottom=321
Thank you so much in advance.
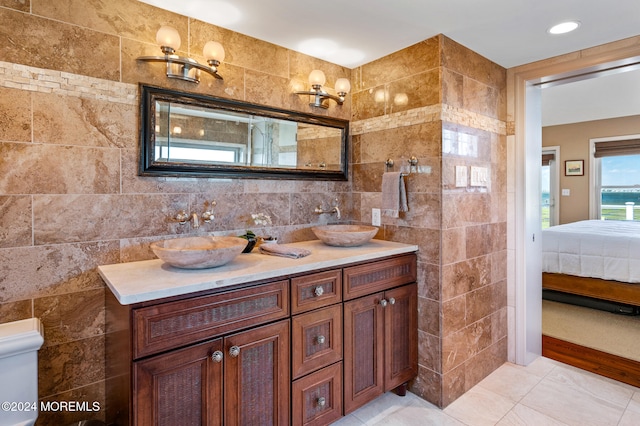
left=548, top=21, right=581, bottom=35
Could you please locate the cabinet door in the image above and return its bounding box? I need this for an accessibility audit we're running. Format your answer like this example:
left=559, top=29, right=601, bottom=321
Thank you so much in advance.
left=384, top=283, right=418, bottom=391
left=133, top=338, right=223, bottom=426
left=343, top=293, right=384, bottom=414
left=224, top=320, right=290, bottom=426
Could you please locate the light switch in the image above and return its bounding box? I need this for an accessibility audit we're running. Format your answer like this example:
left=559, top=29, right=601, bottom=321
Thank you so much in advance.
left=562, top=189, right=570, bottom=196
left=455, top=166, right=467, bottom=187
left=470, top=166, right=489, bottom=186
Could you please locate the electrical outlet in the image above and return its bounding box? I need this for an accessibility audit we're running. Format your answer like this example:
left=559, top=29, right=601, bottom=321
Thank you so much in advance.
left=372, top=208, right=381, bottom=226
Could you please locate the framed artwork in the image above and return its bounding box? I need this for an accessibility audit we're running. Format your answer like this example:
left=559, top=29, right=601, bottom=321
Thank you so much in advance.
left=565, top=160, right=584, bottom=176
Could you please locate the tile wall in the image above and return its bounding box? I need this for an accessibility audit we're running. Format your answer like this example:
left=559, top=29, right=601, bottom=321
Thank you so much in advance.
left=0, top=1, right=506, bottom=423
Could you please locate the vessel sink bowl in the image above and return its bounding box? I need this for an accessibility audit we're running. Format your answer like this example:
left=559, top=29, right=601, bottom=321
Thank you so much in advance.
left=312, top=225, right=379, bottom=247
left=150, top=236, right=247, bottom=269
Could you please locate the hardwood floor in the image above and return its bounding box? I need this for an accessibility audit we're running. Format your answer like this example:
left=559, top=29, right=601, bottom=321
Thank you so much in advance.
left=542, top=335, right=640, bottom=388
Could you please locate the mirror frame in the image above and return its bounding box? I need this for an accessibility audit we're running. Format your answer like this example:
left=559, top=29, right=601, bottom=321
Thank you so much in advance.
left=139, top=84, right=349, bottom=180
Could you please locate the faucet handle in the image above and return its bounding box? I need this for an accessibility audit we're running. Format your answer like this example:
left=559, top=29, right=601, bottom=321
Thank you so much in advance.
left=174, top=210, right=189, bottom=224
left=202, top=200, right=216, bottom=223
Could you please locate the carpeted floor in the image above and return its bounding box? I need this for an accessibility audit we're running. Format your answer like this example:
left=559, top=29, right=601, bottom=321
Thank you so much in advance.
left=542, top=299, right=640, bottom=362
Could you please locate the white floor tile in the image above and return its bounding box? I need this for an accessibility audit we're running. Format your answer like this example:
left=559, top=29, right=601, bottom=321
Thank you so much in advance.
left=496, top=404, right=569, bottom=426
left=477, top=363, right=543, bottom=403
left=443, top=387, right=515, bottom=426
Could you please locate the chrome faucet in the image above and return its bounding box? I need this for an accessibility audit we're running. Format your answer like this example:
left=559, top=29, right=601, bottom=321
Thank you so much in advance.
left=190, top=212, right=200, bottom=229
left=173, top=200, right=216, bottom=229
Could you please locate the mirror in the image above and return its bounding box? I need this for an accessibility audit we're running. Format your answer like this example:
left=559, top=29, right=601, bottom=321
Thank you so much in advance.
left=139, top=85, right=349, bottom=180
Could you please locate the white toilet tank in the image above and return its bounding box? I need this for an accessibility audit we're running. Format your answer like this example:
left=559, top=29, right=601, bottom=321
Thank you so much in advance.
left=0, top=318, right=45, bottom=426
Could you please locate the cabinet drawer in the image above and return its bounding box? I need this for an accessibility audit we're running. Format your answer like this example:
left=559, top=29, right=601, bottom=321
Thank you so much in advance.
left=292, top=362, right=343, bottom=426
left=343, top=254, right=417, bottom=300
left=291, top=269, right=342, bottom=314
left=292, top=305, right=342, bottom=379
left=133, top=280, right=289, bottom=359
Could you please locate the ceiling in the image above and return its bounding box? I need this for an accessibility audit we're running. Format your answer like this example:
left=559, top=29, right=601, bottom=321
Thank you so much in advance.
left=139, top=0, right=640, bottom=126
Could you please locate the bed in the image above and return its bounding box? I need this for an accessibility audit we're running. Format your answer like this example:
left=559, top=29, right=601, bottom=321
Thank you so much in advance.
left=542, top=220, right=640, bottom=307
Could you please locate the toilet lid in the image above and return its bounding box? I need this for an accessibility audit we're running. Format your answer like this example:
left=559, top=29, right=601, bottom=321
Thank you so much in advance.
left=0, top=318, right=44, bottom=359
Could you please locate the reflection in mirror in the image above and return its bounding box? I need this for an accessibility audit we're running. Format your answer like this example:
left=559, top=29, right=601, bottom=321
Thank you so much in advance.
left=140, top=85, right=349, bottom=180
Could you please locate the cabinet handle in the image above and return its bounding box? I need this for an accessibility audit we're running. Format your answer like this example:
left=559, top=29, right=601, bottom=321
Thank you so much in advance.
left=317, top=397, right=326, bottom=407
left=316, top=335, right=326, bottom=344
left=313, top=286, right=324, bottom=297
left=228, top=345, right=240, bottom=358
left=211, top=350, right=223, bottom=363
left=389, top=297, right=396, bottom=305
left=379, top=299, right=388, bottom=307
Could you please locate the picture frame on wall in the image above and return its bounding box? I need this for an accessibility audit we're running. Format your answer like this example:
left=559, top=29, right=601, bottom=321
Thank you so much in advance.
left=565, top=160, right=584, bottom=176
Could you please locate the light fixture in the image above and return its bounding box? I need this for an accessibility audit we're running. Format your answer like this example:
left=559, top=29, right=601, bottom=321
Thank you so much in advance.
left=295, top=70, right=350, bottom=108
left=548, top=20, right=581, bottom=35
left=137, top=26, right=225, bottom=83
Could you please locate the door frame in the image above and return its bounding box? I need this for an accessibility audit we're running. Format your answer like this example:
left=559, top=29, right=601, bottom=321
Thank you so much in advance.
left=509, top=40, right=640, bottom=365
left=542, top=146, right=560, bottom=227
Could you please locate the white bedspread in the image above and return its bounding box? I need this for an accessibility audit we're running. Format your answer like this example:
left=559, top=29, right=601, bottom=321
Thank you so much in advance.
left=542, top=220, right=640, bottom=283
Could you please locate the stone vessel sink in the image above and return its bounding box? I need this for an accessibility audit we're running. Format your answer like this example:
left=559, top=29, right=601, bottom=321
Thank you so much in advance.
left=150, top=236, right=247, bottom=269
left=312, top=225, right=379, bottom=247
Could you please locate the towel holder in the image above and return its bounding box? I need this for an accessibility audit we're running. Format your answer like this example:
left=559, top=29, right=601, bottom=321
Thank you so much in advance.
left=385, top=156, right=418, bottom=176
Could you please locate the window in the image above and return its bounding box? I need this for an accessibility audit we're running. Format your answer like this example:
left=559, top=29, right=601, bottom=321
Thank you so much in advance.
left=592, top=137, right=640, bottom=221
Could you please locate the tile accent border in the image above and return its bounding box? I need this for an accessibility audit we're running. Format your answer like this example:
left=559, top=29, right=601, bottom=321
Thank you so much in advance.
left=351, top=104, right=506, bottom=135
left=0, top=61, right=136, bottom=105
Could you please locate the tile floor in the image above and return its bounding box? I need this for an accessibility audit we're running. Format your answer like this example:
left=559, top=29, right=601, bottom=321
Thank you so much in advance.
left=333, top=357, right=640, bottom=426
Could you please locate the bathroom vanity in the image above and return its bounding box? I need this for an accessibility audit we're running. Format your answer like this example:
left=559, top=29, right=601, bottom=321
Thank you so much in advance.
left=100, top=240, right=418, bottom=425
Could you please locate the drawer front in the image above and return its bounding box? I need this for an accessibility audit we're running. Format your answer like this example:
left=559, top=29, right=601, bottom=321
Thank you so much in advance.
left=292, top=362, right=343, bottom=426
left=292, top=304, right=342, bottom=379
left=343, top=254, right=417, bottom=300
left=133, top=280, right=289, bottom=359
left=291, top=269, right=342, bottom=314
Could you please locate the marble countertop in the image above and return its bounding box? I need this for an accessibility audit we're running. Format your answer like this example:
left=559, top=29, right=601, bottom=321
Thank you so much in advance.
left=99, top=239, right=418, bottom=305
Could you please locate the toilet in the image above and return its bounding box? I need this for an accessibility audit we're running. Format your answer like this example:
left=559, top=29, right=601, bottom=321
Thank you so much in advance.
left=0, top=318, right=45, bottom=426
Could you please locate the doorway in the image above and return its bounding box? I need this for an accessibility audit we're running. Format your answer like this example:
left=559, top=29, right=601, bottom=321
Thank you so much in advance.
left=509, top=43, right=640, bottom=366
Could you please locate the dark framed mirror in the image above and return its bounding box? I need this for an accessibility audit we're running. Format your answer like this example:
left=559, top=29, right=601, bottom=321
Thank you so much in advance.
left=139, top=84, right=349, bottom=180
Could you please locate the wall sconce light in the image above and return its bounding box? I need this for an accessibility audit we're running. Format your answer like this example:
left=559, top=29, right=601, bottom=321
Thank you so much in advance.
left=137, top=26, right=225, bottom=83
left=295, top=70, right=350, bottom=108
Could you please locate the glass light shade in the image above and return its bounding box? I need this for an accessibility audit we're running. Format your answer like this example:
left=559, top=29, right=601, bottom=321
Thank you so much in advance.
left=335, top=78, right=351, bottom=94
left=308, top=70, right=326, bottom=87
left=203, top=41, right=225, bottom=63
left=156, top=26, right=181, bottom=51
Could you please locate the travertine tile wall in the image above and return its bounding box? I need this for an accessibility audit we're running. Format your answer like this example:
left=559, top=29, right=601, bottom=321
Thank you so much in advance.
left=350, top=35, right=507, bottom=407
left=0, top=1, right=507, bottom=423
left=0, top=1, right=351, bottom=424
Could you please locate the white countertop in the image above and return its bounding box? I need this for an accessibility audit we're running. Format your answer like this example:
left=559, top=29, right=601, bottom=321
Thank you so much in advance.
left=99, top=239, right=418, bottom=305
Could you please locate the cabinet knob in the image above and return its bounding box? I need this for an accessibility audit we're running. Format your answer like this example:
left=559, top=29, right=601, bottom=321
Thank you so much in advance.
left=389, top=297, right=396, bottom=305
left=316, top=335, right=326, bottom=345
left=228, top=345, right=240, bottom=358
left=211, top=350, right=223, bottom=363
left=313, top=286, right=324, bottom=297
left=317, top=397, right=326, bottom=407
left=380, top=299, right=388, bottom=307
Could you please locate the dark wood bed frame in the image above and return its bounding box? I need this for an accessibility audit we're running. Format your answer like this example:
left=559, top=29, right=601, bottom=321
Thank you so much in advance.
left=542, top=272, right=640, bottom=388
left=543, top=272, right=640, bottom=306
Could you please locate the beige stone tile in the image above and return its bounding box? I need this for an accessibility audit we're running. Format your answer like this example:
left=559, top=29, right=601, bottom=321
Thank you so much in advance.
left=417, top=261, right=440, bottom=301
left=33, top=0, right=186, bottom=43
left=442, top=255, right=492, bottom=300
left=33, top=194, right=189, bottom=244
left=34, top=288, right=105, bottom=347
left=441, top=36, right=506, bottom=91
left=0, top=195, right=32, bottom=248
left=442, top=296, right=465, bottom=336
left=477, top=362, right=542, bottom=403
left=0, top=0, right=29, bottom=12
left=0, top=86, right=31, bottom=142
left=419, top=297, right=441, bottom=336
left=244, top=69, right=294, bottom=111
left=418, top=330, right=441, bottom=374
left=464, top=77, right=501, bottom=119
left=0, top=8, right=119, bottom=80
left=0, top=143, right=120, bottom=195
left=33, top=91, right=136, bottom=148
left=38, top=335, right=105, bottom=398
left=358, top=37, right=440, bottom=92
left=0, top=241, right=119, bottom=303
left=386, top=69, right=441, bottom=114
left=443, top=386, right=515, bottom=426
left=351, top=86, right=387, bottom=121
left=0, top=299, right=32, bottom=323
left=410, top=365, right=442, bottom=407
left=498, top=403, right=570, bottom=426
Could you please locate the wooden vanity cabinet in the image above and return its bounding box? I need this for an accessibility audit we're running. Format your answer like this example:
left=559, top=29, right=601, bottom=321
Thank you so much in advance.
left=343, top=255, right=418, bottom=414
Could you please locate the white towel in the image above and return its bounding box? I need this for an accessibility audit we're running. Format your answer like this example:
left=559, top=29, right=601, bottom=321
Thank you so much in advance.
left=381, top=172, right=408, bottom=218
